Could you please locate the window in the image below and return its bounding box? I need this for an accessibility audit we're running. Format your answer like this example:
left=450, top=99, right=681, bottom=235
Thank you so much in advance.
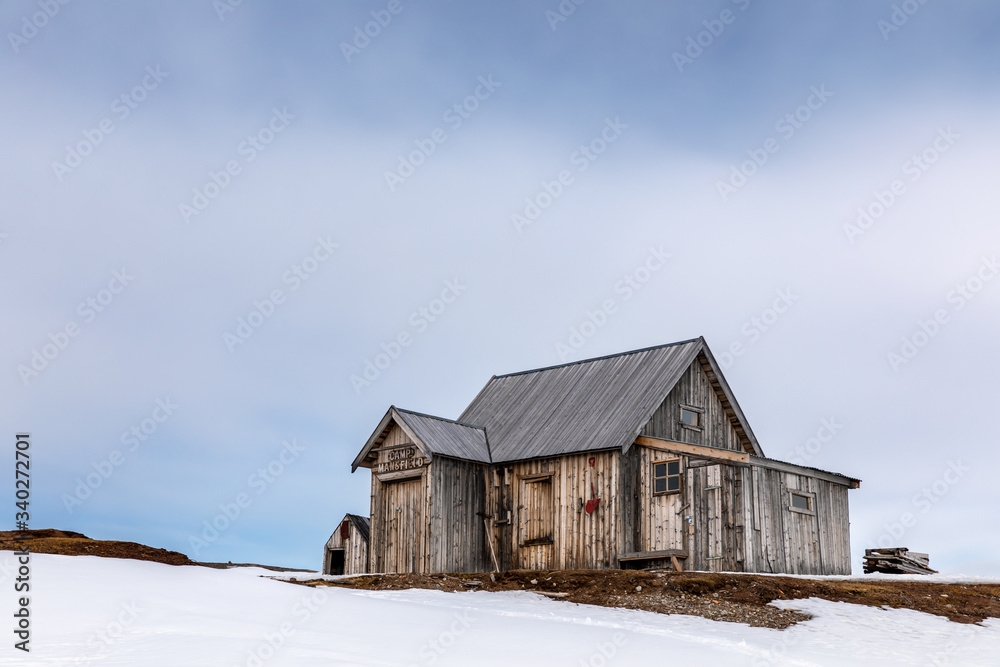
left=788, top=491, right=816, bottom=515
left=653, top=460, right=682, bottom=495
left=679, top=406, right=702, bottom=429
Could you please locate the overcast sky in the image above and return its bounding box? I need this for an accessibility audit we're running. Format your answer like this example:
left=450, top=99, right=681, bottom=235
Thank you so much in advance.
left=2, top=1, right=998, bottom=572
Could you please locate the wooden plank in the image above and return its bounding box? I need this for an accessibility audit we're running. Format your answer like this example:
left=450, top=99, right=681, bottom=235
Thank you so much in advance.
left=709, top=465, right=721, bottom=572
left=617, top=549, right=687, bottom=561
left=559, top=456, right=568, bottom=570
left=375, top=469, right=424, bottom=483
left=635, top=436, right=749, bottom=464
left=485, top=518, right=500, bottom=572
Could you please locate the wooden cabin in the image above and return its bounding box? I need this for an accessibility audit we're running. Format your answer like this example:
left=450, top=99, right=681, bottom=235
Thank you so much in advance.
left=349, top=337, right=861, bottom=575
left=322, top=513, right=369, bottom=575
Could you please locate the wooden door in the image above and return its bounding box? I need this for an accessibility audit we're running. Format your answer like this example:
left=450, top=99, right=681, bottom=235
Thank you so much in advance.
left=381, top=477, right=423, bottom=573
left=687, top=464, right=723, bottom=571
left=518, top=476, right=554, bottom=569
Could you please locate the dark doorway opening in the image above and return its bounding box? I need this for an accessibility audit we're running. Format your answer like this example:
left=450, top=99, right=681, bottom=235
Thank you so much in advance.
left=328, top=549, right=345, bottom=575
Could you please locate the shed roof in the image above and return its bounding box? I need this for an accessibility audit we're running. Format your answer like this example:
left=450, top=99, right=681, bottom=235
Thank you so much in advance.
left=351, top=406, right=491, bottom=471
left=458, top=337, right=763, bottom=462
left=394, top=408, right=492, bottom=463
left=344, top=513, right=370, bottom=542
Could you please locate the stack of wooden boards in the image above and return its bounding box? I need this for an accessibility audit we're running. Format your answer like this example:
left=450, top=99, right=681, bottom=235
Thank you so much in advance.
left=863, top=547, right=938, bottom=575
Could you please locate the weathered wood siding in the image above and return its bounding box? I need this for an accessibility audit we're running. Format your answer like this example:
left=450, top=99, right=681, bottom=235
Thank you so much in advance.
left=628, top=445, right=746, bottom=572
left=633, top=445, right=686, bottom=555
left=640, top=358, right=745, bottom=451
left=369, top=424, right=430, bottom=573
left=685, top=463, right=746, bottom=572
left=323, top=520, right=369, bottom=575
left=740, top=464, right=851, bottom=575
left=487, top=466, right=513, bottom=570
left=629, top=439, right=848, bottom=575
left=619, top=446, right=641, bottom=556
left=490, top=451, right=621, bottom=571
left=372, top=476, right=427, bottom=573
left=366, top=427, right=852, bottom=576
left=369, top=426, right=489, bottom=574
left=428, top=456, right=488, bottom=573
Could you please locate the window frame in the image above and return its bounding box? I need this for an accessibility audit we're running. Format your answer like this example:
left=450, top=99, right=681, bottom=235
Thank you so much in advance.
left=678, top=404, right=704, bottom=431
left=652, top=458, right=683, bottom=496
left=788, top=490, right=816, bottom=516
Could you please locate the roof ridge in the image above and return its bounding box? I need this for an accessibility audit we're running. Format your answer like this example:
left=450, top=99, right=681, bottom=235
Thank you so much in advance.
left=394, top=407, right=487, bottom=431
left=494, top=337, right=703, bottom=378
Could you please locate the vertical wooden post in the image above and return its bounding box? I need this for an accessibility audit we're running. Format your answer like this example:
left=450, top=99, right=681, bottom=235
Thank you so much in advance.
left=485, top=518, right=500, bottom=573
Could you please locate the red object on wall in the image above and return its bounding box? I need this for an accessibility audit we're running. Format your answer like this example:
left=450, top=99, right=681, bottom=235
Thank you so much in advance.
left=340, top=520, right=350, bottom=540
left=585, top=482, right=601, bottom=514
left=588, top=456, right=595, bottom=467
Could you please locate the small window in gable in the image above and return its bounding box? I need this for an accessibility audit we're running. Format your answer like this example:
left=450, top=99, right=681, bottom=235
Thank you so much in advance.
left=679, top=405, right=703, bottom=429
left=790, top=493, right=810, bottom=511
left=653, top=460, right=682, bottom=495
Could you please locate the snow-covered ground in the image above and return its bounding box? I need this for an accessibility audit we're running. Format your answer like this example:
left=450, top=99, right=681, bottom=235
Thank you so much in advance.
left=1, top=553, right=998, bottom=666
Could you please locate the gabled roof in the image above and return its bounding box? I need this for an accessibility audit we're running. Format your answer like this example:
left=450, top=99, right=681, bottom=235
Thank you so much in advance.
left=351, top=406, right=491, bottom=472
left=351, top=337, right=764, bottom=469
left=458, top=337, right=763, bottom=463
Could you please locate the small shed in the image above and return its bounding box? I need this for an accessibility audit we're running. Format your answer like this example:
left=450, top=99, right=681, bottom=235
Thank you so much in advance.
left=322, top=513, right=370, bottom=575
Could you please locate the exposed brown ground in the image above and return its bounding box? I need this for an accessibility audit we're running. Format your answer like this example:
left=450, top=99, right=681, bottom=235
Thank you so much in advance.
left=1, top=529, right=194, bottom=565
left=7, top=531, right=997, bottom=629
left=289, top=568, right=1000, bottom=629
left=0, top=529, right=309, bottom=572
